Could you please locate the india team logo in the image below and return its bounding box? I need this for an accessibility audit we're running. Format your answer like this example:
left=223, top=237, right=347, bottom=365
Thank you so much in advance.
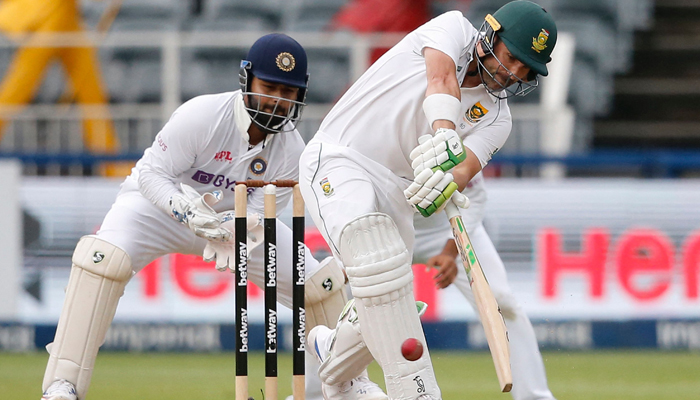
left=276, top=52, right=295, bottom=72
left=465, top=102, right=489, bottom=124
left=320, top=177, right=334, bottom=197
left=532, top=29, right=549, bottom=53
left=250, top=158, right=267, bottom=175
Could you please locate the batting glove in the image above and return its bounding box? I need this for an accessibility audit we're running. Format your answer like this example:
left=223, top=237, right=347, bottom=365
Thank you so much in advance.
left=169, top=183, right=231, bottom=242
left=410, top=128, right=466, bottom=176
left=404, top=169, right=459, bottom=217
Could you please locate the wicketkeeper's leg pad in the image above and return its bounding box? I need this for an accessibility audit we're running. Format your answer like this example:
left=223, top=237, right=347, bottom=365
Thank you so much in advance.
left=339, top=213, right=441, bottom=400
left=43, top=236, right=133, bottom=400
left=305, top=256, right=348, bottom=332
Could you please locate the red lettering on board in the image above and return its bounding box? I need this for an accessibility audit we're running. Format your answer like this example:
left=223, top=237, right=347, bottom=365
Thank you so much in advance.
left=541, top=228, right=609, bottom=299
left=615, top=229, right=673, bottom=301
left=683, top=231, right=700, bottom=299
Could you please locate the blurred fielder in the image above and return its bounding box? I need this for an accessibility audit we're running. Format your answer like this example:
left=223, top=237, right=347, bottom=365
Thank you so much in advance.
left=299, top=1, right=557, bottom=399
left=413, top=171, right=556, bottom=400
left=40, top=33, right=385, bottom=400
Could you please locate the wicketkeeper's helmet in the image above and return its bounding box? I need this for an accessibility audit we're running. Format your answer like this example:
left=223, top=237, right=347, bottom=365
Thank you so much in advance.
left=239, top=33, right=309, bottom=133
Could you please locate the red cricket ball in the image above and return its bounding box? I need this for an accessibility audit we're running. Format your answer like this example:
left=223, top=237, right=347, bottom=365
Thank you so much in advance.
left=401, top=338, right=424, bottom=361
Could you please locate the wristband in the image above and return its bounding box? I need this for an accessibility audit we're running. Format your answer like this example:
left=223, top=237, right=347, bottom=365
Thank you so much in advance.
left=422, top=93, right=461, bottom=128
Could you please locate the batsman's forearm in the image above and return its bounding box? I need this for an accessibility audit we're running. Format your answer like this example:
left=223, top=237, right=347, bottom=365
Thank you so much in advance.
left=451, top=147, right=482, bottom=191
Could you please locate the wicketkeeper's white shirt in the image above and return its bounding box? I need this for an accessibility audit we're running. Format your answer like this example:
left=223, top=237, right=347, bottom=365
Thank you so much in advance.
left=120, top=90, right=304, bottom=217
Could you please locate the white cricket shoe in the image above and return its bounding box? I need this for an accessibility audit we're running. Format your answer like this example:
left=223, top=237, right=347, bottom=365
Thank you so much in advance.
left=309, top=299, right=372, bottom=386
left=321, top=379, right=354, bottom=400
left=319, top=373, right=388, bottom=400
left=41, top=379, right=77, bottom=400
left=353, top=370, right=388, bottom=400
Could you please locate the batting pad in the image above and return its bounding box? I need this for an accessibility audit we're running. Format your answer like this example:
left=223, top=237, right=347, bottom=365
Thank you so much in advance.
left=43, top=236, right=133, bottom=400
left=305, top=257, right=348, bottom=332
left=339, top=213, right=441, bottom=400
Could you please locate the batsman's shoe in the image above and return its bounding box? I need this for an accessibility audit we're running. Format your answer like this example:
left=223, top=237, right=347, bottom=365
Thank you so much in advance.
left=354, top=371, right=388, bottom=400
left=321, top=380, right=354, bottom=400
left=311, top=299, right=430, bottom=385
left=310, top=299, right=374, bottom=385
left=41, top=379, right=77, bottom=400
left=322, top=375, right=388, bottom=400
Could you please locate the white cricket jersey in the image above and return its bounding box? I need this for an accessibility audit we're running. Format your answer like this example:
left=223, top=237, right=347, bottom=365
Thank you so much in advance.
left=315, top=10, right=512, bottom=180
left=119, top=90, right=304, bottom=216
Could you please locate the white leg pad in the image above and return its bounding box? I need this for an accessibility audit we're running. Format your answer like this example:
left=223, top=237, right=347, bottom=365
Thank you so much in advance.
left=43, top=236, right=133, bottom=400
left=304, top=256, right=349, bottom=397
left=339, top=213, right=441, bottom=400
left=305, top=257, right=348, bottom=332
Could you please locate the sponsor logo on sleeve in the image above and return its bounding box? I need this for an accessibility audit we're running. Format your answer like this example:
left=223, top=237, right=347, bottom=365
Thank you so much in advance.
left=157, top=135, right=167, bottom=151
left=214, top=151, right=233, bottom=163
left=192, top=170, right=215, bottom=184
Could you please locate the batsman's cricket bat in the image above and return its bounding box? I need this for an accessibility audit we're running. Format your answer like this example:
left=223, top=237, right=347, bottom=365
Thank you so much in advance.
left=445, top=201, right=513, bottom=392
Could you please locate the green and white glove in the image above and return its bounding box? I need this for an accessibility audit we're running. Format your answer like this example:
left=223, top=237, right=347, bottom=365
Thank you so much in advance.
left=410, top=128, right=466, bottom=176
left=404, top=169, right=459, bottom=217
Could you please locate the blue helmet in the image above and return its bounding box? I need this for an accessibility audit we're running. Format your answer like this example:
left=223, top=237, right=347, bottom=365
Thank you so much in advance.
left=239, top=34, right=309, bottom=133
left=242, top=33, right=308, bottom=89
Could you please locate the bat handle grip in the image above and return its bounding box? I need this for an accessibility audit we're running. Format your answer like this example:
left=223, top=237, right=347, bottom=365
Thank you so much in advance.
left=444, top=201, right=460, bottom=219
left=445, top=192, right=469, bottom=219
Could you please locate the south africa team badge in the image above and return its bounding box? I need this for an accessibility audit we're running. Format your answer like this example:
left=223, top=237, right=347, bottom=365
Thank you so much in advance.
left=465, top=101, right=489, bottom=124
left=320, top=177, right=334, bottom=197
left=250, top=157, right=267, bottom=175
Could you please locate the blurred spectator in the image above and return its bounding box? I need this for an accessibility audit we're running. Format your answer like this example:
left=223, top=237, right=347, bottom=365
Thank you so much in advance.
left=330, top=0, right=471, bottom=63
left=0, top=0, right=129, bottom=176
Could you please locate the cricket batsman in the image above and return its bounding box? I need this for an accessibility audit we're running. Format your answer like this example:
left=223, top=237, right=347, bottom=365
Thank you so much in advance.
left=298, top=1, right=557, bottom=399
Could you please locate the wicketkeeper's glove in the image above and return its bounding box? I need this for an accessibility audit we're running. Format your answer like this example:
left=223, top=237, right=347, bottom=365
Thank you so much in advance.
left=202, top=212, right=263, bottom=272
left=169, top=183, right=231, bottom=242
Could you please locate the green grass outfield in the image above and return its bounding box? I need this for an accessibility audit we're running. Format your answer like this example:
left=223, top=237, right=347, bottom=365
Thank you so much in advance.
left=5, top=350, right=700, bottom=399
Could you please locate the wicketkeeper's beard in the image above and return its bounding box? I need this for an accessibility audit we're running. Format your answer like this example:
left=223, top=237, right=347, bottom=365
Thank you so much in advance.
left=246, top=94, right=290, bottom=134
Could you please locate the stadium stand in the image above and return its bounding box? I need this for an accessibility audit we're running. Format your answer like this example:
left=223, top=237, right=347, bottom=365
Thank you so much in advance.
left=0, top=0, right=668, bottom=177
left=595, top=0, right=700, bottom=151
